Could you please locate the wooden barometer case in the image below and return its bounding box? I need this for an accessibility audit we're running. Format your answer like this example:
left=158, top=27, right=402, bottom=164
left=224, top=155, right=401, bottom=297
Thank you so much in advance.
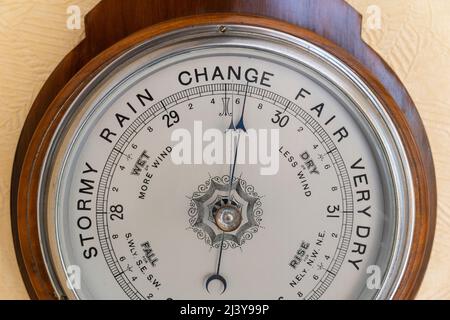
left=11, top=0, right=436, bottom=300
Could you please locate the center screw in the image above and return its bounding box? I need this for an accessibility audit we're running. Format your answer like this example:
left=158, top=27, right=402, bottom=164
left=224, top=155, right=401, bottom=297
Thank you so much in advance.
left=215, top=205, right=242, bottom=232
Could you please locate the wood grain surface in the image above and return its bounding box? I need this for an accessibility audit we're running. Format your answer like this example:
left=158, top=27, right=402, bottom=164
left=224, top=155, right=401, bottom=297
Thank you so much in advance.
left=0, top=0, right=448, bottom=299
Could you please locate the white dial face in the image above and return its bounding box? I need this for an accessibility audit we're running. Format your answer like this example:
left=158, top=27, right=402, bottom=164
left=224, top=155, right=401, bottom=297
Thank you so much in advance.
left=43, top=28, right=407, bottom=300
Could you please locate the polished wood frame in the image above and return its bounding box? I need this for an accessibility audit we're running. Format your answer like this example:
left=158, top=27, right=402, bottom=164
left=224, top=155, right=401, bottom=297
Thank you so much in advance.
left=11, top=0, right=436, bottom=300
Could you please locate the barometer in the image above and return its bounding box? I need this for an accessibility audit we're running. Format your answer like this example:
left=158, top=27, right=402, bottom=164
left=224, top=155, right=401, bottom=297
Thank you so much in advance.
left=11, top=0, right=436, bottom=300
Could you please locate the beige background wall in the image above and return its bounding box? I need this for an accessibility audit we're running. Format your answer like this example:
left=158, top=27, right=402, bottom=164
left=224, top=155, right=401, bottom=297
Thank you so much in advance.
left=0, top=0, right=449, bottom=299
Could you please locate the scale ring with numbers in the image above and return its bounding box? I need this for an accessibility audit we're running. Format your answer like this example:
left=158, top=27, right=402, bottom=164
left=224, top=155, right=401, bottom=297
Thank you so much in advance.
left=11, top=1, right=436, bottom=300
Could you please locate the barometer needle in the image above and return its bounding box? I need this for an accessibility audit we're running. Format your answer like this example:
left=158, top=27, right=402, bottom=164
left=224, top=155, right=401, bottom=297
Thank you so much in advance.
left=228, top=83, right=249, bottom=195
left=206, top=233, right=227, bottom=294
left=236, top=82, right=249, bottom=132
left=205, top=83, right=249, bottom=295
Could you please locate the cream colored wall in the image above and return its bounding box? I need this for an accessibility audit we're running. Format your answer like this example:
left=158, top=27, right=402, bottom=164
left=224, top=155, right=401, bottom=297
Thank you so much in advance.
left=0, top=0, right=448, bottom=299
left=347, top=0, right=450, bottom=299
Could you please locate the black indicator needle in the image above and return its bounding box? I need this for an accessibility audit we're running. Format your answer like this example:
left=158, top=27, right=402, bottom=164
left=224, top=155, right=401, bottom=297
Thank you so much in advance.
left=205, top=83, right=250, bottom=295
left=205, top=233, right=227, bottom=294
left=235, top=82, right=249, bottom=132
left=228, top=82, right=249, bottom=195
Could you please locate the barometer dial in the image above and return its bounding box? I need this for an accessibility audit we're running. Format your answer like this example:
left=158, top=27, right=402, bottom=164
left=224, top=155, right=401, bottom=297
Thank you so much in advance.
left=13, top=18, right=435, bottom=300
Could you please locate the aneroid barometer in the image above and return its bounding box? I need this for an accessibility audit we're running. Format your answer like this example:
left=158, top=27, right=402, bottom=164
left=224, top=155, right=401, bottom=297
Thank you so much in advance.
left=11, top=0, right=436, bottom=300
